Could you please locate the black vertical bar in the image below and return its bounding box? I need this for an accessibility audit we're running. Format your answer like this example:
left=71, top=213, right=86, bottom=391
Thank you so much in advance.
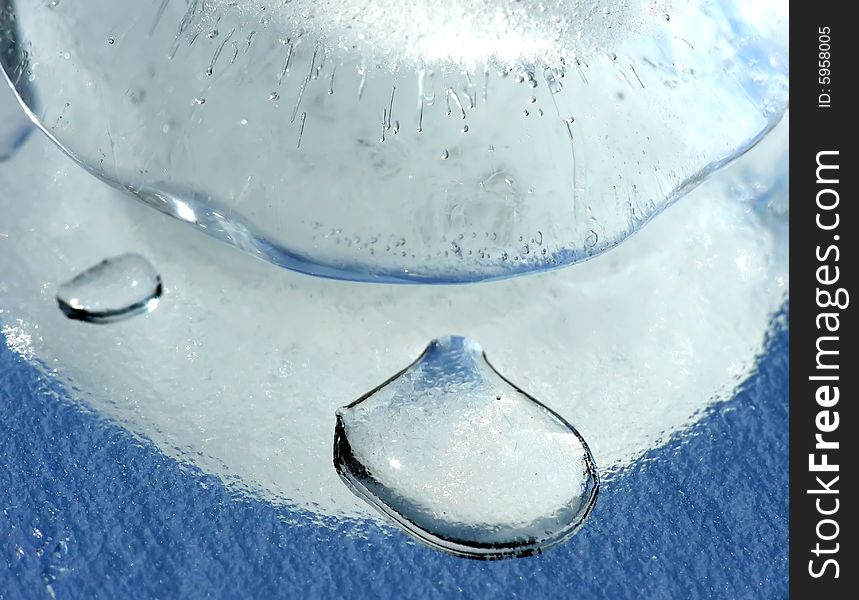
left=790, top=1, right=854, bottom=597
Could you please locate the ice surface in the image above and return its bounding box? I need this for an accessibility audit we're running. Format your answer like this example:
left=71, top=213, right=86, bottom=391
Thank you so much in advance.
left=0, top=75, right=788, bottom=521
left=335, top=336, right=598, bottom=558
left=56, top=253, right=162, bottom=324
left=0, top=0, right=788, bottom=281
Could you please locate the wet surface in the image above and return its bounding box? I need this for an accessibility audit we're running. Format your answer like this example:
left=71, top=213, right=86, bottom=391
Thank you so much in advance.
left=0, top=312, right=788, bottom=598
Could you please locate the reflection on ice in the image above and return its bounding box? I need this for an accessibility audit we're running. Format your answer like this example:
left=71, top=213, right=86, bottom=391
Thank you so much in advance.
left=335, top=336, right=598, bottom=559
left=0, top=86, right=29, bottom=161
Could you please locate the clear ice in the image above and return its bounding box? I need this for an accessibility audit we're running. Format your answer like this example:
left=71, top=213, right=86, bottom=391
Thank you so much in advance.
left=56, top=253, right=162, bottom=324
left=0, top=0, right=788, bottom=282
left=335, top=336, right=598, bottom=558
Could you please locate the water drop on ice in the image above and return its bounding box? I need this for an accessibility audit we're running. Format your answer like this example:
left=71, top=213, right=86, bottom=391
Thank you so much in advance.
left=334, top=336, right=599, bottom=559
left=56, top=253, right=162, bottom=324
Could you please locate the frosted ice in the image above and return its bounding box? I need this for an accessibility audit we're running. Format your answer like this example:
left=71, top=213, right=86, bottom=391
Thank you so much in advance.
left=0, top=88, right=788, bottom=521
left=231, top=0, right=681, bottom=67
left=335, top=336, right=598, bottom=558
left=0, top=0, right=788, bottom=281
left=56, top=253, right=162, bottom=324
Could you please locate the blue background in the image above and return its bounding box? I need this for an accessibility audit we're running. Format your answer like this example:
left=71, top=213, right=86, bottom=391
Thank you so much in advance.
left=0, top=308, right=788, bottom=599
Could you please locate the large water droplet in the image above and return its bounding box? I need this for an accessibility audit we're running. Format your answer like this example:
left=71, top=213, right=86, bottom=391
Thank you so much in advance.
left=334, top=336, right=599, bottom=559
left=56, top=253, right=162, bottom=324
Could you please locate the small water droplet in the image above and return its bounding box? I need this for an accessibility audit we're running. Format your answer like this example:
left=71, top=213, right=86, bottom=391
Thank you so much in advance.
left=107, top=37, right=115, bottom=45
left=334, top=336, right=599, bottom=559
left=527, top=96, right=537, bottom=104
left=194, top=97, right=206, bottom=105
left=56, top=254, right=162, bottom=324
left=522, top=110, right=529, bottom=117
left=546, top=73, right=563, bottom=94
left=269, top=92, right=279, bottom=101
left=585, top=230, right=599, bottom=248
left=461, top=125, right=469, bottom=133
left=441, top=149, right=449, bottom=160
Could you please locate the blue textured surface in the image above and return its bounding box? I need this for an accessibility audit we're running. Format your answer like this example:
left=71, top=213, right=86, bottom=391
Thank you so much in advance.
left=0, top=309, right=788, bottom=599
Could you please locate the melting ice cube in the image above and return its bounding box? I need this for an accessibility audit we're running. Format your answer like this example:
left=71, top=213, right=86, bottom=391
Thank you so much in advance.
left=0, top=0, right=788, bottom=282
left=334, top=336, right=599, bottom=559
left=56, top=253, right=162, bottom=324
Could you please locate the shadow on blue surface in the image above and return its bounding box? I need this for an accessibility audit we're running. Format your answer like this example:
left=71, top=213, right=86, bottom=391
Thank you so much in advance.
left=1, top=308, right=788, bottom=599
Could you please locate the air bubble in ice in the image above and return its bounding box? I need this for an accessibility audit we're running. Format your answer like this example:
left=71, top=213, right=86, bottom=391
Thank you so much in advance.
left=56, top=253, right=162, bottom=324
left=334, top=336, right=599, bottom=559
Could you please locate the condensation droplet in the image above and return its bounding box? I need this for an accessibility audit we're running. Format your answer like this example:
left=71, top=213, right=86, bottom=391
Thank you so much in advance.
left=441, top=149, right=449, bottom=160
left=107, top=37, right=115, bottom=45
left=56, top=253, right=162, bottom=324
left=546, top=74, right=564, bottom=94
left=269, top=92, right=279, bottom=101
left=334, top=336, right=599, bottom=559
left=194, top=97, right=205, bottom=105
